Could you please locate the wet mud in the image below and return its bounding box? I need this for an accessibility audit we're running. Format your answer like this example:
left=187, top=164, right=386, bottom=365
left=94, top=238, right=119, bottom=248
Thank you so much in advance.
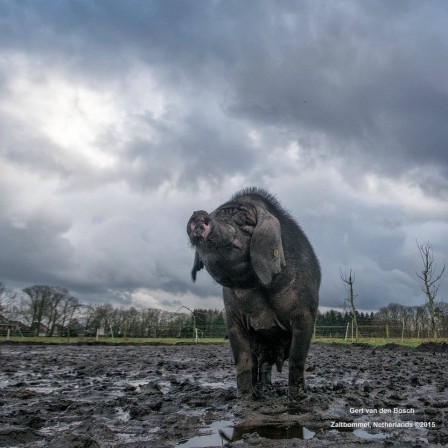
left=1, top=342, right=448, bottom=447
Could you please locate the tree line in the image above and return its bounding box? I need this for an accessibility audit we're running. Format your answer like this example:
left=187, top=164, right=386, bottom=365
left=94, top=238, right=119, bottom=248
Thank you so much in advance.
left=0, top=283, right=227, bottom=338
left=0, top=237, right=446, bottom=341
left=315, top=304, right=448, bottom=338
left=316, top=309, right=375, bottom=326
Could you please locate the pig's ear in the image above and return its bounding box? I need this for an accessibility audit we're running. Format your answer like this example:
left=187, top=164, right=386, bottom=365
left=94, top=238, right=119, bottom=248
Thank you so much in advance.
left=250, top=208, right=286, bottom=287
left=191, top=250, right=204, bottom=282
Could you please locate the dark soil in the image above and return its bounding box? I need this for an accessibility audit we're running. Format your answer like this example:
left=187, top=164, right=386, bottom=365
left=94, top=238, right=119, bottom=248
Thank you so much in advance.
left=1, top=342, right=448, bottom=447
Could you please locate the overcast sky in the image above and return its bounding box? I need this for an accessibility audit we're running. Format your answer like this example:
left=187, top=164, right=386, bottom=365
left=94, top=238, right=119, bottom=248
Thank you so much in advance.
left=1, top=0, right=447, bottom=312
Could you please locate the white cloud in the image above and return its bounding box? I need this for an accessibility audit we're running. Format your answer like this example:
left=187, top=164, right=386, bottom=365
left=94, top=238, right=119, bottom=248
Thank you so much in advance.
left=1, top=54, right=119, bottom=169
left=128, top=288, right=223, bottom=312
left=358, top=172, right=448, bottom=222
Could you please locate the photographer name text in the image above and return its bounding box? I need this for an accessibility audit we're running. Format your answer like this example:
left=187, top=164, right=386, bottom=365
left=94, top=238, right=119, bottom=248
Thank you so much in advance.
left=330, top=407, right=437, bottom=429
left=349, top=407, right=415, bottom=414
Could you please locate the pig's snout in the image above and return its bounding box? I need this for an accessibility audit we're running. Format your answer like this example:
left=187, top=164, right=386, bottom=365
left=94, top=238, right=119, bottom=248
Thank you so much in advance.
left=188, top=211, right=212, bottom=245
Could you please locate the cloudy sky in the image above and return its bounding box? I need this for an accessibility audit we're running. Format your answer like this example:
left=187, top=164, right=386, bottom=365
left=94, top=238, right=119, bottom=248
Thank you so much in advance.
left=1, top=0, right=447, bottom=312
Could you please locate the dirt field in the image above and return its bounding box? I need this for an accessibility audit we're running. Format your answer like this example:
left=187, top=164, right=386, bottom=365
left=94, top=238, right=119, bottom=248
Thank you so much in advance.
left=1, top=342, right=448, bottom=447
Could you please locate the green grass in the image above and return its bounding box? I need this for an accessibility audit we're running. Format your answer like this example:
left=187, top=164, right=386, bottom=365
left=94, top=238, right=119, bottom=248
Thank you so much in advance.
left=313, top=337, right=447, bottom=347
left=0, top=336, right=229, bottom=344
left=2, top=336, right=446, bottom=347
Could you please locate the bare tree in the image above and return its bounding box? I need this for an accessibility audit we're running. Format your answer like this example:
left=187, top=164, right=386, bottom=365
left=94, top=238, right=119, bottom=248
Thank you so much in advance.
left=83, top=304, right=116, bottom=337
left=22, top=285, right=72, bottom=336
left=46, top=288, right=70, bottom=336
left=59, top=296, right=81, bottom=336
left=340, top=268, right=359, bottom=341
left=0, top=282, right=16, bottom=318
left=23, top=285, right=50, bottom=335
left=416, top=241, right=446, bottom=339
left=413, top=305, right=429, bottom=337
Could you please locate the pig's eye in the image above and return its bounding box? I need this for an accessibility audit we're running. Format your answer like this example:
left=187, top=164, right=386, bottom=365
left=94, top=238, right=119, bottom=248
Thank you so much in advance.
left=216, top=206, right=237, bottom=217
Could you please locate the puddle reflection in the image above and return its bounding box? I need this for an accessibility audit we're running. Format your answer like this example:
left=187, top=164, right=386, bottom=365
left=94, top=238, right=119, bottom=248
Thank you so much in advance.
left=177, top=420, right=315, bottom=447
left=228, top=423, right=315, bottom=441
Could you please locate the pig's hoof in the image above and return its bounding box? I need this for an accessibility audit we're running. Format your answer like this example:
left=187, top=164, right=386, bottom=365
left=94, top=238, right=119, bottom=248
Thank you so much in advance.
left=288, top=386, right=308, bottom=401
left=251, top=386, right=261, bottom=400
left=238, top=387, right=260, bottom=401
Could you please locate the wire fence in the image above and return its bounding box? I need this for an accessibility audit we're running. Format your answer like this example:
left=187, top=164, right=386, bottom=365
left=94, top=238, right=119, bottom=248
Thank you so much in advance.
left=2, top=322, right=448, bottom=340
left=314, top=324, right=448, bottom=340
left=0, top=324, right=229, bottom=340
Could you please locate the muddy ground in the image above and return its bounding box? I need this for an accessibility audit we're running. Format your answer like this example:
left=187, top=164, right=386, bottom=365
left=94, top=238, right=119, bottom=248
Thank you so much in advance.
left=1, top=342, right=448, bottom=448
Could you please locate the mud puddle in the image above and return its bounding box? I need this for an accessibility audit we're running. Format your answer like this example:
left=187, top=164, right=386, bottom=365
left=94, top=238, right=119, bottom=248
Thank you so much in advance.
left=352, top=428, right=388, bottom=440
left=177, top=420, right=233, bottom=447
left=178, top=419, right=316, bottom=447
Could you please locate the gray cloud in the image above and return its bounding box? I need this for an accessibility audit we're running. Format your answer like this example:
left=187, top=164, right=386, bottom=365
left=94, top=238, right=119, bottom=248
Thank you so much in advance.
left=3, top=1, right=448, bottom=179
left=0, top=0, right=447, bottom=311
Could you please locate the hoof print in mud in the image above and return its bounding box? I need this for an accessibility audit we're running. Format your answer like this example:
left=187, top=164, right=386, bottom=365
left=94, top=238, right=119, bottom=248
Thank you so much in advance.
left=188, top=188, right=321, bottom=400
left=129, top=401, right=162, bottom=419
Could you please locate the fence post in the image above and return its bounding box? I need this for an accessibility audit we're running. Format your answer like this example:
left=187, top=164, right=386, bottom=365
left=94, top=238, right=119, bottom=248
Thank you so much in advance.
left=401, top=318, right=405, bottom=342
left=385, top=324, right=389, bottom=340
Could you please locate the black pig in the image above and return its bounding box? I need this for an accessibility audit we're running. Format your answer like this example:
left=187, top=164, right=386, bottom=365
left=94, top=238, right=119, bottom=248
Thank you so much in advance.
left=187, top=187, right=320, bottom=400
